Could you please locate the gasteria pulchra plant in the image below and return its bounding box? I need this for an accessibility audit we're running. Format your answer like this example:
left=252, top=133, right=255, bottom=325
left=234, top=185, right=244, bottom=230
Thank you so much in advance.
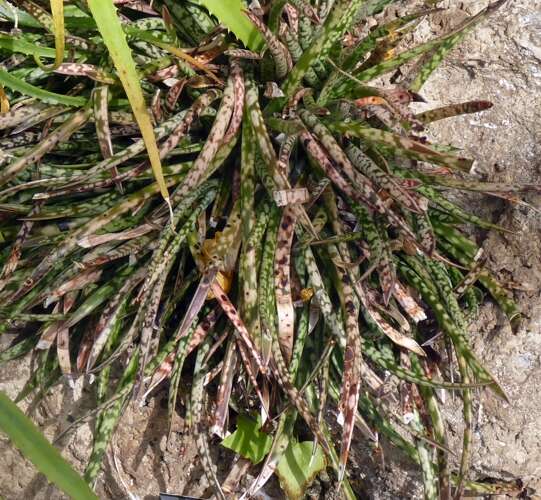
left=0, top=0, right=533, bottom=498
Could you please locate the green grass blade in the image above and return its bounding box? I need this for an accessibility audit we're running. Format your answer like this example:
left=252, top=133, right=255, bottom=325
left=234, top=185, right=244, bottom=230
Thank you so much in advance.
left=0, top=391, right=98, bottom=499
left=34, top=0, right=65, bottom=69
left=0, top=69, right=86, bottom=106
left=0, top=34, right=55, bottom=58
left=87, top=0, right=169, bottom=202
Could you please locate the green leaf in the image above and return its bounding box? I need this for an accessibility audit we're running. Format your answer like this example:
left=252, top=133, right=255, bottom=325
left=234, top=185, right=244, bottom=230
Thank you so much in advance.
left=0, top=34, right=55, bottom=57
left=84, top=349, right=139, bottom=483
left=0, top=69, right=86, bottom=106
left=196, top=0, right=264, bottom=51
left=47, top=0, right=65, bottom=69
left=0, top=391, right=98, bottom=499
left=276, top=441, right=327, bottom=500
left=87, top=0, right=170, bottom=202
left=220, top=414, right=272, bottom=464
left=0, top=2, right=42, bottom=28
left=282, top=0, right=364, bottom=100
left=328, top=120, right=473, bottom=171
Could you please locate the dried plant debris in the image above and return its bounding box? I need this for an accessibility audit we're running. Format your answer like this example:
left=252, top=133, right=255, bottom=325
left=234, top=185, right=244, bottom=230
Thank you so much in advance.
left=0, top=0, right=533, bottom=498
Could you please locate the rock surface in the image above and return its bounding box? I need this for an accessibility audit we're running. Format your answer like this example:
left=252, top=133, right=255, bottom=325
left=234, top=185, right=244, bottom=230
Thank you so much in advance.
left=413, top=0, right=541, bottom=494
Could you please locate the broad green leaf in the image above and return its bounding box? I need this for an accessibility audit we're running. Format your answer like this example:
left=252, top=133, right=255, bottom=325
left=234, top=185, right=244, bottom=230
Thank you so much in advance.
left=276, top=441, right=327, bottom=500
left=0, top=69, right=86, bottom=106
left=87, top=0, right=169, bottom=202
left=0, top=391, right=98, bottom=499
left=196, top=0, right=264, bottom=51
left=221, top=414, right=272, bottom=464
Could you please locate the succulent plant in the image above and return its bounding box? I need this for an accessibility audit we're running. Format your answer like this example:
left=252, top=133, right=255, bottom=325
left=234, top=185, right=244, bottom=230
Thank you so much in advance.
left=0, top=0, right=533, bottom=498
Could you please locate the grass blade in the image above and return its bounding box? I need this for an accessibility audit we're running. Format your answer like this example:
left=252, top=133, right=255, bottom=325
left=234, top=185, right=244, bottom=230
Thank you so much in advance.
left=0, top=69, right=86, bottom=106
left=0, top=391, right=97, bottom=499
left=87, top=0, right=169, bottom=203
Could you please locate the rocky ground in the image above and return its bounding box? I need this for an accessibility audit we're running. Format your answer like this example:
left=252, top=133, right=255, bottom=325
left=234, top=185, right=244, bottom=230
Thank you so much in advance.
left=1, top=0, right=540, bottom=498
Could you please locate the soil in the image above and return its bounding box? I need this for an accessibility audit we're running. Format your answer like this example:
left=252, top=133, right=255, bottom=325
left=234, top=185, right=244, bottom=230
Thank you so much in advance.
left=1, top=1, right=540, bottom=499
